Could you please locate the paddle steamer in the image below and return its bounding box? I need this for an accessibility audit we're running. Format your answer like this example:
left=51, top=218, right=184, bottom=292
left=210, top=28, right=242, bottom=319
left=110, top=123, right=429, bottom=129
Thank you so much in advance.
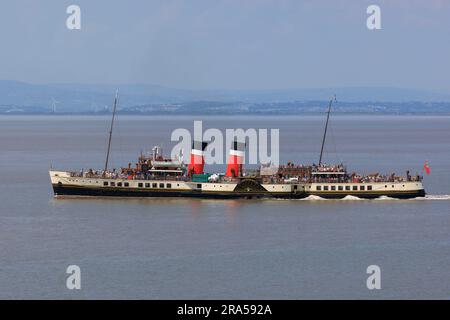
left=50, top=95, right=425, bottom=199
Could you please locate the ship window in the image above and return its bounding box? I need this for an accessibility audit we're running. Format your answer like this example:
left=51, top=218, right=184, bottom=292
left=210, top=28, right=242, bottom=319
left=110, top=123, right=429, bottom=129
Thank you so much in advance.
left=145, top=183, right=150, bottom=188
left=152, top=183, right=157, bottom=188
left=317, top=186, right=322, bottom=191
left=103, top=181, right=108, bottom=186
left=159, top=183, right=164, bottom=188
left=323, top=186, right=329, bottom=191
left=110, top=182, right=115, bottom=186
left=294, top=185, right=298, bottom=190
left=331, top=186, right=336, bottom=191
left=367, top=186, right=372, bottom=191
left=338, top=186, right=343, bottom=191
left=385, top=185, right=388, bottom=188
left=124, top=182, right=129, bottom=187
left=138, top=183, right=143, bottom=188
left=177, top=184, right=180, bottom=187
left=352, top=186, right=358, bottom=191
left=345, top=186, right=350, bottom=191
left=360, top=186, right=365, bottom=191
left=197, top=184, right=201, bottom=189
left=167, top=183, right=172, bottom=188
left=117, top=182, right=122, bottom=187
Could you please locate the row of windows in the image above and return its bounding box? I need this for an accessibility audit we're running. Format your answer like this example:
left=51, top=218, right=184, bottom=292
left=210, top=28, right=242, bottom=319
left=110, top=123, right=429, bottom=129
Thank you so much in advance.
left=316, top=185, right=373, bottom=191
left=104, top=181, right=130, bottom=187
left=103, top=181, right=175, bottom=189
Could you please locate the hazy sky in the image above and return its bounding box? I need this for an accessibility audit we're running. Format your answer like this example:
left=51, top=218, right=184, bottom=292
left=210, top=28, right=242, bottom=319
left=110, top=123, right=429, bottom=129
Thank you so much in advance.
left=1, top=0, right=449, bottom=91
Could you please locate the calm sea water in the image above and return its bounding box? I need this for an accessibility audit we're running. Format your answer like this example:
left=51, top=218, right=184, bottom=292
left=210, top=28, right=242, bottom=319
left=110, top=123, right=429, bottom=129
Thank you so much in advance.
left=0, top=115, right=449, bottom=299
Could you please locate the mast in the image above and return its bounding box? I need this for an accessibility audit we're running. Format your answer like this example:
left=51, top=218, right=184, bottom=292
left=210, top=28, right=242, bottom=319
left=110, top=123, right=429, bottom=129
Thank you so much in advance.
left=318, top=95, right=336, bottom=166
left=104, top=90, right=119, bottom=174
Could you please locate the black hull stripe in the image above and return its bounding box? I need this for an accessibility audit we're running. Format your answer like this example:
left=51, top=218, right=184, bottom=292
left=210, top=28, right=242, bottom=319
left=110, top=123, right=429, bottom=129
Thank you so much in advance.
left=53, top=185, right=425, bottom=200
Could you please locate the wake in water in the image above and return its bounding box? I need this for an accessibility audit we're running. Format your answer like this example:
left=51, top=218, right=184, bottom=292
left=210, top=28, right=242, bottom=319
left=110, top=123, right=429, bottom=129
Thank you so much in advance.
left=299, top=195, right=327, bottom=201
left=294, top=195, right=450, bottom=201
left=414, top=195, right=450, bottom=201
left=341, top=195, right=365, bottom=201
left=374, top=195, right=399, bottom=201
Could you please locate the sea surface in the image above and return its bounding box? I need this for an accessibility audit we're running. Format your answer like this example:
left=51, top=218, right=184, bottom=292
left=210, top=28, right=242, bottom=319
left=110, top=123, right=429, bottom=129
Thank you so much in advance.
left=0, top=115, right=449, bottom=299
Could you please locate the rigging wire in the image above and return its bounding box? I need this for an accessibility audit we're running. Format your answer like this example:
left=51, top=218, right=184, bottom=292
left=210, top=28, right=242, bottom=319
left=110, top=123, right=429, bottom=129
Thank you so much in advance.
left=328, top=120, right=344, bottom=165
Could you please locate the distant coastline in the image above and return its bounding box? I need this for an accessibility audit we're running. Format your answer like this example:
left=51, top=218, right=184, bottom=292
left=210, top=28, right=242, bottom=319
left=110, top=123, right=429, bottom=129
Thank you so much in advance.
left=1, top=100, right=450, bottom=115
left=1, top=80, right=450, bottom=115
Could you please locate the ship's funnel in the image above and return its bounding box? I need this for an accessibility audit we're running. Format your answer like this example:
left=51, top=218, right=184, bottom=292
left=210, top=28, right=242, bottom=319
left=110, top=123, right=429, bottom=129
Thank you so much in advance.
left=188, top=140, right=208, bottom=175
left=225, top=140, right=245, bottom=177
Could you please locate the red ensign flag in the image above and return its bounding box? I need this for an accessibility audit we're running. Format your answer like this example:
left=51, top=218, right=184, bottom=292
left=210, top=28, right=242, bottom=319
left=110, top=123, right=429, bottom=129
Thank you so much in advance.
left=424, top=161, right=431, bottom=175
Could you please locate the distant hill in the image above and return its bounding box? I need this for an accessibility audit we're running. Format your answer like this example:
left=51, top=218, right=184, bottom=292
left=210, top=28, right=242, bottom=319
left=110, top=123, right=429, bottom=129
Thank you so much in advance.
left=123, top=100, right=450, bottom=115
left=1, top=80, right=450, bottom=114
left=0, top=80, right=196, bottom=113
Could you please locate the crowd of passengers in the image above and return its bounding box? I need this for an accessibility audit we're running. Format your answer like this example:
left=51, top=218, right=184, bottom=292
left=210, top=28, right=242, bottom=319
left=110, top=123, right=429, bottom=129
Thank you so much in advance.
left=312, top=163, right=346, bottom=172
left=310, top=164, right=422, bottom=182
left=71, top=165, right=422, bottom=184
left=270, top=169, right=422, bottom=184
left=311, top=172, right=422, bottom=183
left=70, top=168, right=189, bottom=181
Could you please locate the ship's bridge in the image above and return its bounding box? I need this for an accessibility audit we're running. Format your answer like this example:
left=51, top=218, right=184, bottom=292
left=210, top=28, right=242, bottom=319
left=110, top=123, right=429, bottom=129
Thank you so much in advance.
left=311, top=165, right=348, bottom=182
